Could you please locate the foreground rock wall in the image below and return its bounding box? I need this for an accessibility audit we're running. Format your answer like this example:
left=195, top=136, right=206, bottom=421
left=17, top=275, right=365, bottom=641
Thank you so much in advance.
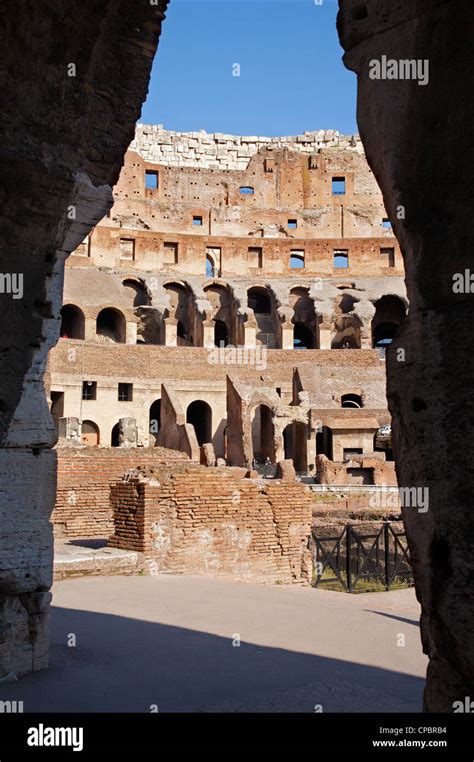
left=338, top=0, right=474, bottom=710
left=0, top=0, right=169, bottom=678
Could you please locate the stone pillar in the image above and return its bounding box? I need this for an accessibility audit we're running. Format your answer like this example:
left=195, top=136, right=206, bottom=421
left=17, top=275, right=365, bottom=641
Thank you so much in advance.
left=163, top=318, right=178, bottom=347
left=0, top=0, right=169, bottom=679
left=126, top=320, right=137, bottom=345
left=281, top=321, right=294, bottom=350
left=360, top=321, right=372, bottom=349
left=203, top=320, right=215, bottom=349
left=84, top=317, right=96, bottom=341
left=338, top=0, right=474, bottom=710
left=319, top=323, right=332, bottom=350
left=242, top=321, right=257, bottom=349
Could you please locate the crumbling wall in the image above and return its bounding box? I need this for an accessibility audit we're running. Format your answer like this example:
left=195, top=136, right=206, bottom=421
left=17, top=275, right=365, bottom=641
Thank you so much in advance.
left=109, top=467, right=314, bottom=585
left=0, top=0, right=169, bottom=678
left=53, top=447, right=190, bottom=538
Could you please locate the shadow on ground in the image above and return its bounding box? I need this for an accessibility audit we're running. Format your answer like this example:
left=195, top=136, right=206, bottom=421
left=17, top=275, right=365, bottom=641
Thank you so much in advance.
left=0, top=606, right=424, bottom=713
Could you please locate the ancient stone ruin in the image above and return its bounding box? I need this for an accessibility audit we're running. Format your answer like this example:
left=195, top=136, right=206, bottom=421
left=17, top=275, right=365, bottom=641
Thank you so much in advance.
left=0, top=0, right=472, bottom=715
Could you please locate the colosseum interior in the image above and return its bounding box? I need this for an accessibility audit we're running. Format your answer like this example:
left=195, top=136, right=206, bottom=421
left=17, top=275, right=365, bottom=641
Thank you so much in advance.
left=51, top=125, right=406, bottom=481
left=0, top=0, right=472, bottom=716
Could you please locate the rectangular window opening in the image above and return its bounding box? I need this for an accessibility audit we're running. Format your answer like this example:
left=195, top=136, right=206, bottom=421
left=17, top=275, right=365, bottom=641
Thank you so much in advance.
left=120, top=238, right=135, bottom=261
left=382, top=218, right=392, bottom=229
left=248, top=247, right=263, bottom=269
left=164, top=242, right=178, bottom=265
left=82, top=381, right=97, bottom=401
left=380, top=247, right=395, bottom=267
left=334, top=249, right=349, bottom=269
left=118, top=383, right=133, bottom=402
left=288, top=219, right=298, bottom=229
left=332, top=177, right=346, bottom=195
left=290, top=250, right=305, bottom=269
left=192, top=216, right=203, bottom=226
left=145, top=170, right=159, bottom=190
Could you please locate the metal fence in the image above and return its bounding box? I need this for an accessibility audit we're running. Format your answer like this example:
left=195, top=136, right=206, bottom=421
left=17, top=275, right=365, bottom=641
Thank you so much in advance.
left=253, top=462, right=277, bottom=479
left=312, top=522, right=413, bottom=593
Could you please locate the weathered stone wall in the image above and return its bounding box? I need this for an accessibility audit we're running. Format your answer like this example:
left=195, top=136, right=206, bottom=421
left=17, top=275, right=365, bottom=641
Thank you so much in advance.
left=109, top=468, right=314, bottom=584
left=338, top=0, right=474, bottom=710
left=131, top=125, right=363, bottom=170
left=49, top=341, right=390, bottom=457
left=0, top=0, right=169, bottom=679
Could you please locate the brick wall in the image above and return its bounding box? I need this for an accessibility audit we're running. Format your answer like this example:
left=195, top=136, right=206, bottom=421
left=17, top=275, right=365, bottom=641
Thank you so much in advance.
left=109, top=467, right=314, bottom=584
left=53, top=447, right=190, bottom=537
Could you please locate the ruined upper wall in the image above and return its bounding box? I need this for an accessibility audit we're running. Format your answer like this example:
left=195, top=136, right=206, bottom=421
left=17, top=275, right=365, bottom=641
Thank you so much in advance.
left=87, top=125, right=394, bottom=248
left=130, top=124, right=363, bottom=171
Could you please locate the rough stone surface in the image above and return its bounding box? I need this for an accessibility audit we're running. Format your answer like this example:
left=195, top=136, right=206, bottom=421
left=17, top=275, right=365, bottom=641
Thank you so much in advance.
left=0, top=0, right=169, bottom=677
left=109, top=468, right=314, bottom=585
left=338, top=0, right=474, bottom=711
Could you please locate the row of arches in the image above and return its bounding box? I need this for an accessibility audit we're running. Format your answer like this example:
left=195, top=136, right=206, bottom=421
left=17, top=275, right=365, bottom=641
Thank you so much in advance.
left=79, top=398, right=213, bottom=448
left=61, top=292, right=406, bottom=350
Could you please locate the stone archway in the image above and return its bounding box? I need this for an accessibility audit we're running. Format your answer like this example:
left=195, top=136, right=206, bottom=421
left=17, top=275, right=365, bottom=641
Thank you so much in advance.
left=1, top=0, right=472, bottom=710
left=0, top=0, right=169, bottom=678
left=338, top=0, right=474, bottom=710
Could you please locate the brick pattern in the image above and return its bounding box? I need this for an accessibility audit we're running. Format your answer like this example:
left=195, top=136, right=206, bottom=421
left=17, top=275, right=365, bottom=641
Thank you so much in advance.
left=53, top=447, right=190, bottom=537
left=109, top=468, right=314, bottom=584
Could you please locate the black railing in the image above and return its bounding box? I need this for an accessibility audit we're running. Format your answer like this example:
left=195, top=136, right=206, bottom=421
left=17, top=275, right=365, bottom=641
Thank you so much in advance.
left=312, top=522, right=413, bottom=593
left=253, top=462, right=277, bottom=479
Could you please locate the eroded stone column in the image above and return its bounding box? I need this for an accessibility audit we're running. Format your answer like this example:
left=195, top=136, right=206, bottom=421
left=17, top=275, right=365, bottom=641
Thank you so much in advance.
left=338, top=0, right=474, bottom=710
left=0, top=0, right=169, bottom=678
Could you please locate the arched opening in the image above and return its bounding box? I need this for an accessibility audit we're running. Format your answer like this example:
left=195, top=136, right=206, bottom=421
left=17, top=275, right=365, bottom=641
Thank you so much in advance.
left=290, top=288, right=319, bottom=349
left=331, top=315, right=361, bottom=349
left=81, top=420, right=100, bottom=446
left=214, top=319, right=229, bottom=347
left=294, top=322, right=314, bottom=349
left=123, top=279, right=150, bottom=307
left=248, top=287, right=271, bottom=315
left=251, top=404, right=275, bottom=463
left=374, top=426, right=394, bottom=462
left=371, top=295, right=407, bottom=355
left=164, top=282, right=197, bottom=347
left=96, top=308, right=126, bottom=343
left=205, top=254, right=215, bottom=278
left=149, top=399, right=161, bottom=446
left=283, top=422, right=308, bottom=472
left=111, top=422, right=120, bottom=448
left=316, top=425, right=333, bottom=460
left=341, top=393, right=363, bottom=408
left=248, top=287, right=278, bottom=348
left=338, top=293, right=358, bottom=315
left=186, top=400, right=212, bottom=446
left=60, top=305, right=85, bottom=339
left=204, top=282, right=233, bottom=344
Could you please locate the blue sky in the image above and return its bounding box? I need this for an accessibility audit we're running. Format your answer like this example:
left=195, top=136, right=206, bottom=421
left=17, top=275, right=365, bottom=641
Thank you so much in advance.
left=140, top=0, right=358, bottom=136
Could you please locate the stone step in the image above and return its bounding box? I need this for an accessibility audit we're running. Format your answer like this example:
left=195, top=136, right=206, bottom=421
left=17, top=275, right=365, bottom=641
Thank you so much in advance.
left=54, top=543, right=140, bottom=580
